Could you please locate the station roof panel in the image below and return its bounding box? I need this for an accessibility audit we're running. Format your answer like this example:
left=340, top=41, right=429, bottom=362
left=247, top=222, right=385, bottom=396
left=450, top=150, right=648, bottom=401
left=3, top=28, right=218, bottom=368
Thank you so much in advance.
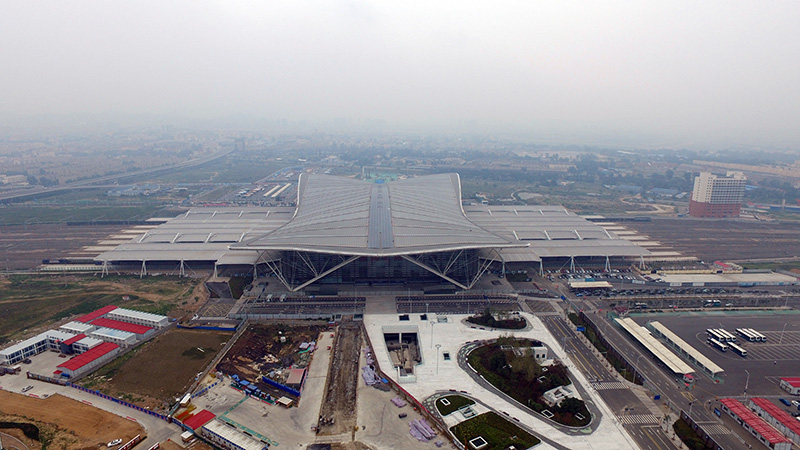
left=649, top=321, right=724, bottom=376
left=614, top=317, right=694, bottom=376
left=233, top=174, right=521, bottom=256
left=95, top=176, right=650, bottom=265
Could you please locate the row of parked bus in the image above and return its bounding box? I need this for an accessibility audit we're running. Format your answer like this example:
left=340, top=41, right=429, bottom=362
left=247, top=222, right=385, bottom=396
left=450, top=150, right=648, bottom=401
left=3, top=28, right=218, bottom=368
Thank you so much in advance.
left=736, top=328, right=767, bottom=342
left=706, top=328, right=748, bottom=357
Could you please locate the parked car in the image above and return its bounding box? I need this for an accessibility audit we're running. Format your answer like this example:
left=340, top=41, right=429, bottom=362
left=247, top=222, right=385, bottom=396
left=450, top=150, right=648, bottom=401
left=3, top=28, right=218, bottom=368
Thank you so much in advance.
left=780, top=398, right=792, bottom=407
left=107, top=439, right=122, bottom=447
left=21, top=385, right=33, bottom=392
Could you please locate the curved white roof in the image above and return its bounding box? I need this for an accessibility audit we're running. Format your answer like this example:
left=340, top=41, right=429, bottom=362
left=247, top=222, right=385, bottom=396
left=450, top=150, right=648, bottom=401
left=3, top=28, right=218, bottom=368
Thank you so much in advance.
left=232, top=173, right=523, bottom=256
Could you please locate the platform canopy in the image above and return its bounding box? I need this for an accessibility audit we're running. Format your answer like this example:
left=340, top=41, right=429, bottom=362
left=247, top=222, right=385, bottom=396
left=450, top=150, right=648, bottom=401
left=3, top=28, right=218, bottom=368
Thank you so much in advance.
left=231, top=173, right=524, bottom=257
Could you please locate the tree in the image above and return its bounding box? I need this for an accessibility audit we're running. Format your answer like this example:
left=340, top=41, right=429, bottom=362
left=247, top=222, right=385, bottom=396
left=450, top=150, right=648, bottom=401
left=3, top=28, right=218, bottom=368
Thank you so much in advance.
left=558, top=397, right=585, bottom=415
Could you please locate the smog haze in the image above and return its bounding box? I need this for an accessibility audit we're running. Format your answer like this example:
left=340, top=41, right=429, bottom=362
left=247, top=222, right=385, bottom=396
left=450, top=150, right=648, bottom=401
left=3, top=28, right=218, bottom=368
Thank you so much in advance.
left=2, top=1, right=799, bottom=149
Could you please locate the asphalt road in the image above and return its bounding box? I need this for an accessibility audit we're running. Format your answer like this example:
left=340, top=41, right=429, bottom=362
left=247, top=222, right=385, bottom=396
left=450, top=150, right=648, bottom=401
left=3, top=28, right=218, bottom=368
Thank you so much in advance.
left=578, top=306, right=766, bottom=450
left=540, top=314, right=681, bottom=450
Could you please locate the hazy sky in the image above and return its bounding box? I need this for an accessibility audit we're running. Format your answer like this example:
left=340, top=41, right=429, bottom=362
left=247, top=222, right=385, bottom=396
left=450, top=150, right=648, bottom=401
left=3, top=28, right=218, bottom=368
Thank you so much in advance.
left=2, top=1, right=799, bottom=148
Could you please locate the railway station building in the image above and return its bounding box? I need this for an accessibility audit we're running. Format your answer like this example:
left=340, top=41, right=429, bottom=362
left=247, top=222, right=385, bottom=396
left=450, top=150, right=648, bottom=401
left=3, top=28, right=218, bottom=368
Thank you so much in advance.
left=96, top=174, right=650, bottom=291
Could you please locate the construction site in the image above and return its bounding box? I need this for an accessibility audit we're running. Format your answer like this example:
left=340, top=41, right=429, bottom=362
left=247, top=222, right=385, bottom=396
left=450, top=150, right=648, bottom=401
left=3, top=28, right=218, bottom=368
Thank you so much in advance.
left=215, top=322, right=327, bottom=402
left=316, top=322, right=364, bottom=436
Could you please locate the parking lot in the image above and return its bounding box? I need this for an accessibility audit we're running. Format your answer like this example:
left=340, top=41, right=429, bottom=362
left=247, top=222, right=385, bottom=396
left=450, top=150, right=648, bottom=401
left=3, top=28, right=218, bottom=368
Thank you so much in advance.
left=0, top=350, right=65, bottom=395
left=627, top=310, right=800, bottom=397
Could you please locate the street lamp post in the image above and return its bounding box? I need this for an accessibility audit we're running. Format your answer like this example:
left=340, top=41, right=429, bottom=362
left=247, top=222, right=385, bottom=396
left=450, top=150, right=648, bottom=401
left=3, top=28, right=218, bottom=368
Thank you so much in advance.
left=780, top=323, right=788, bottom=344
left=435, top=343, right=441, bottom=374
left=430, top=321, right=436, bottom=349
left=744, top=369, right=750, bottom=396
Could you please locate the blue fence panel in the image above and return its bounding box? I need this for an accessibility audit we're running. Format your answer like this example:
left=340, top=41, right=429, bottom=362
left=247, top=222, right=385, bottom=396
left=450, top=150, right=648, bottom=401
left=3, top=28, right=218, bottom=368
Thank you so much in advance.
left=261, top=376, right=301, bottom=397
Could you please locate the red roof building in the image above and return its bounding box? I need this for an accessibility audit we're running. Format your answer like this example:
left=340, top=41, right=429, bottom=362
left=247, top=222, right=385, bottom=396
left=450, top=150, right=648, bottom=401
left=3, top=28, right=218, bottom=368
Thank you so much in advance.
left=75, top=305, right=118, bottom=323
left=57, top=342, right=120, bottom=377
left=183, top=409, right=216, bottom=430
left=750, top=397, right=800, bottom=445
left=62, top=333, right=87, bottom=346
left=780, top=377, right=800, bottom=395
left=286, top=367, right=306, bottom=387
left=720, top=398, right=791, bottom=450
left=90, top=317, right=153, bottom=335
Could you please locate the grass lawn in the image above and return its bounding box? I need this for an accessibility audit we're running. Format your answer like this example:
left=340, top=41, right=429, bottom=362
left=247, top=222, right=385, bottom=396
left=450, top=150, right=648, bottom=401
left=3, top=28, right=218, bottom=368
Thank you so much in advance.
left=450, top=412, right=540, bottom=450
left=436, top=395, right=476, bottom=416
left=467, top=340, right=591, bottom=427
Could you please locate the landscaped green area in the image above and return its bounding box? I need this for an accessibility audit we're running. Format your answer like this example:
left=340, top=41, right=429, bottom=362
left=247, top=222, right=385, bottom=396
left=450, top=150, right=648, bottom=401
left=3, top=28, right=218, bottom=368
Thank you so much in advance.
left=467, top=309, right=527, bottom=330
left=228, top=275, right=254, bottom=299
left=673, top=419, right=705, bottom=450
left=0, top=274, right=203, bottom=344
left=467, top=336, right=590, bottom=427
left=568, top=312, right=642, bottom=384
left=450, top=412, right=540, bottom=450
left=435, top=395, right=475, bottom=416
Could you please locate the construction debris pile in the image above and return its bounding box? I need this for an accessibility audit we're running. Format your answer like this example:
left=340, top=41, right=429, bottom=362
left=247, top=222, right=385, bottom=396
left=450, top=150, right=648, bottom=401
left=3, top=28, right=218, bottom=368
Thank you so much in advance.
left=409, top=418, right=437, bottom=442
left=361, top=346, right=389, bottom=391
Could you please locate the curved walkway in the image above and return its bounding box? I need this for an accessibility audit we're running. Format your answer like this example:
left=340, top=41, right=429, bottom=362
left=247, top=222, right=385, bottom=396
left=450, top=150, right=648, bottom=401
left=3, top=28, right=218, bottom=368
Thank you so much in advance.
left=0, top=431, right=30, bottom=450
left=456, top=340, right=603, bottom=436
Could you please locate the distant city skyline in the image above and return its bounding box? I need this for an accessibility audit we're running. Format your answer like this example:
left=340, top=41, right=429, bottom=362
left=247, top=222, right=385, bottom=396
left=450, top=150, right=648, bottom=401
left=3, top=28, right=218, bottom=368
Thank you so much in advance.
left=2, top=1, right=799, bottom=150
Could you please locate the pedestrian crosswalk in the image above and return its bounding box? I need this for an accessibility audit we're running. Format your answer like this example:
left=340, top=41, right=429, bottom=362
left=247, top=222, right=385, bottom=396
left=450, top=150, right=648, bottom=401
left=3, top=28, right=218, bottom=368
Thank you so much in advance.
left=618, top=414, right=659, bottom=425
left=701, top=424, right=731, bottom=435
left=593, top=381, right=628, bottom=390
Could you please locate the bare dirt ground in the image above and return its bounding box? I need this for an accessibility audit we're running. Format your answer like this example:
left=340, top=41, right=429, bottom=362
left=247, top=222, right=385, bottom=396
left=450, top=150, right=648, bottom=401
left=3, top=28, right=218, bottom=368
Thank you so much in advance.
left=161, top=439, right=213, bottom=450
left=329, top=443, right=373, bottom=450
left=0, top=224, right=126, bottom=270
left=627, top=217, right=800, bottom=262
left=81, top=328, right=233, bottom=410
left=0, top=391, right=143, bottom=450
left=216, top=322, right=327, bottom=400
left=317, top=322, right=363, bottom=436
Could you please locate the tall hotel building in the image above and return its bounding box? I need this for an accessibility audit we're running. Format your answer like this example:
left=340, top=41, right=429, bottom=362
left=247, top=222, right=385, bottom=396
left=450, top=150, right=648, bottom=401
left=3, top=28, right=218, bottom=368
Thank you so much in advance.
left=689, top=171, right=746, bottom=218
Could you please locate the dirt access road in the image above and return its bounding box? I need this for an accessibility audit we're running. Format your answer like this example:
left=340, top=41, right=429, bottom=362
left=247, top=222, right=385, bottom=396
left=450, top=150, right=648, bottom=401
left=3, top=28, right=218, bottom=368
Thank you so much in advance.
left=0, top=390, right=143, bottom=450
left=317, top=322, right=363, bottom=436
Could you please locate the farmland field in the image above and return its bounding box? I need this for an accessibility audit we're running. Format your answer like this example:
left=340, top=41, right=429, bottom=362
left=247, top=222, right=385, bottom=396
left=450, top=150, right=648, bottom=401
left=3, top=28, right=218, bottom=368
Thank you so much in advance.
left=0, top=274, right=205, bottom=344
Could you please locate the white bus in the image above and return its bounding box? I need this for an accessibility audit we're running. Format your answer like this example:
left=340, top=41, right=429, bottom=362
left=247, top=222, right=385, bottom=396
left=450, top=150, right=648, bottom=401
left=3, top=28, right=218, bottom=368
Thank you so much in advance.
left=717, top=329, right=736, bottom=342
left=728, top=342, right=747, bottom=357
left=706, top=329, right=727, bottom=342
left=748, top=329, right=767, bottom=342
left=708, top=338, right=728, bottom=352
left=736, top=328, right=758, bottom=342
